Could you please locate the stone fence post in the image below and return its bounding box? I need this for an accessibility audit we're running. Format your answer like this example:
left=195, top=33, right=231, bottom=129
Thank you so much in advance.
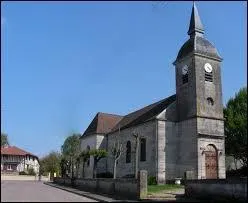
left=138, top=170, right=147, bottom=200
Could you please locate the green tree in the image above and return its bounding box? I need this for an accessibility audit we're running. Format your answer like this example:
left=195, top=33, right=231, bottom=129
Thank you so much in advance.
left=60, top=157, right=69, bottom=177
left=224, top=87, right=247, bottom=167
left=89, top=149, right=107, bottom=178
left=39, top=151, right=62, bottom=177
left=61, top=134, right=81, bottom=178
left=1, top=133, right=9, bottom=147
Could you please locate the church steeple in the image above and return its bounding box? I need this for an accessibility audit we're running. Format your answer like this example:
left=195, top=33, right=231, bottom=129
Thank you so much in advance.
left=187, top=2, right=204, bottom=38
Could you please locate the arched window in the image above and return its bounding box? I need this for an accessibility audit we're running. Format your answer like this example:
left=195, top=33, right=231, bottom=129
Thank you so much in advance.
left=126, top=141, right=131, bottom=163
left=140, top=138, right=146, bottom=162
left=87, top=145, right=90, bottom=166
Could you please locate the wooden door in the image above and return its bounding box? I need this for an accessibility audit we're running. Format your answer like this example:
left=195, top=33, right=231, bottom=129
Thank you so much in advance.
left=205, top=145, right=218, bottom=179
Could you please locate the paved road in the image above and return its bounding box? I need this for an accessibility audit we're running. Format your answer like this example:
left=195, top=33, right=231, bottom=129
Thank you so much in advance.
left=1, top=181, right=97, bottom=202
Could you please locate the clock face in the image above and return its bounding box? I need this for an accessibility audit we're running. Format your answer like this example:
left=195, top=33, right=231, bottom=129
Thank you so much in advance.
left=204, top=63, right=213, bottom=73
left=182, top=65, right=188, bottom=75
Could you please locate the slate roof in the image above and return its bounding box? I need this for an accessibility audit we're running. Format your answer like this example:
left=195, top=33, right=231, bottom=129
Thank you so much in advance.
left=82, top=112, right=123, bottom=137
left=82, top=95, right=176, bottom=137
left=188, top=2, right=204, bottom=36
left=1, top=146, right=38, bottom=159
left=109, top=94, right=176, bottom=133
left=176, top=36, right=222, bottom=61
left=175, top=2, right=222, bottom=62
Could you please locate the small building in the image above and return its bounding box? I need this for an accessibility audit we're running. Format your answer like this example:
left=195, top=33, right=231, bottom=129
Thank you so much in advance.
left=1, top=145, right=40, bottom=174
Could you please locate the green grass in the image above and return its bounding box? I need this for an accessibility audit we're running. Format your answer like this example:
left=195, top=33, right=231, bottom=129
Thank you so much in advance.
left=148, top=184, right=184, bottom=194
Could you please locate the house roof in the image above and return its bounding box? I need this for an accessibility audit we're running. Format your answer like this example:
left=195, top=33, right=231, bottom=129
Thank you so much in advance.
left=1, top=146, right=38, bottom=159
left=81, top=112, right=123, bottom=137
left=109, top=94, right=176, bottom=133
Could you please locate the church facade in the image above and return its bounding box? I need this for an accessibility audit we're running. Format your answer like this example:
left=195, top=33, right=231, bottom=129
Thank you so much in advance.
left=79, top=3, right=226, bottom=183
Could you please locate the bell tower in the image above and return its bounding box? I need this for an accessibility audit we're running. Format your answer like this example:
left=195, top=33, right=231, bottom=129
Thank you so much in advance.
left=173, top=2, right=226, bottom=179
left=173, top=2, right=223, bottom=121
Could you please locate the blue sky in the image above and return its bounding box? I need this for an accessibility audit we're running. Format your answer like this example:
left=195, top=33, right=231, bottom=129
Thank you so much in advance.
left=1, top=1, right=247, bottom=158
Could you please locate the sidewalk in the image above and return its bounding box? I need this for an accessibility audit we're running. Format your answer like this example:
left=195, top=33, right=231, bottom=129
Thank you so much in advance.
left=44, top=182, right=137, bottom=202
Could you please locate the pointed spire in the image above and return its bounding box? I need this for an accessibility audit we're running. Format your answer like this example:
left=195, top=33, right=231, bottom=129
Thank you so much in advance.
left=188, top=2, right=204, bottom=38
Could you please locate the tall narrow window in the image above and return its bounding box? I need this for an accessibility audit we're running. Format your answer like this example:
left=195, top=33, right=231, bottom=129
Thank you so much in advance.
left=126, top=141, right=131, bottom=163
left=87, top=145, right=90, bottom=166
left=140, top=138, right=146, bottom=162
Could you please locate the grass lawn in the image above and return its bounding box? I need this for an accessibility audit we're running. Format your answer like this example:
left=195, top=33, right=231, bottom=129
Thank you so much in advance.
left=148, top=184, right=184, bottom=194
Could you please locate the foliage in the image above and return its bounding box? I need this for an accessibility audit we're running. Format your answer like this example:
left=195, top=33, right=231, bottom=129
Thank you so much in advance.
left=226, top=166, right=247, bottom=178
left=89, top=149, right=107, bottom=161
left=148, top=176, right=157, bottom=185
left=61, top=134, right=81, bottom=177
left=19, top=171, right=28, bottom=175
left=89, top=149, right=107, bottom=178
left=39, top=151, right=62, bottom=176
left=148, top=184, right=184, bottom=195
left=79, top=150, right=90, bottom=163
left=224, top=87, right=247, bottom=167
left=1, top=133, right=9, bottom=147
left=96, top=172, right=113, bottom=178
left=28, top=167, right=36, bottom=176
left=59, top=157, right=69, bottom=177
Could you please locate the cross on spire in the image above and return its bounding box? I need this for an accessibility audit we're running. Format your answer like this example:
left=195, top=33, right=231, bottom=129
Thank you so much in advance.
left=187, top=1, right=204, bottom=38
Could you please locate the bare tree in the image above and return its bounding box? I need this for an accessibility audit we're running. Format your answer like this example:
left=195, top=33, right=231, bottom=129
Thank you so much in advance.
left=110, top=126, right=123, bottom=179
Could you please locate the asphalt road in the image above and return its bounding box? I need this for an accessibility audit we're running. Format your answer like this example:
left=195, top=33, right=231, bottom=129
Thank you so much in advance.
left=1, top=180, right=97, bottom=202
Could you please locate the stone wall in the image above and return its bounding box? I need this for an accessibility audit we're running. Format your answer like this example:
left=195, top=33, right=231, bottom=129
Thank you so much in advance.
left=106, top=120, right=157, bottom=179
left=176, top=118, right=198, bottom=179
left=54, top=170, right=148, bottom=200
left=185, top=178, right=247, bottom=201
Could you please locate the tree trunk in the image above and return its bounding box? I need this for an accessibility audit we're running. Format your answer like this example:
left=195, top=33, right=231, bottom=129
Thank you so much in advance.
left=113, top=159, right=117, bottom=179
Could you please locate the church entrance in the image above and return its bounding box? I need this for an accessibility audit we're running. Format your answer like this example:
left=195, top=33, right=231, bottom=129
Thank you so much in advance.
left=205, top=144, right=218, bottom=179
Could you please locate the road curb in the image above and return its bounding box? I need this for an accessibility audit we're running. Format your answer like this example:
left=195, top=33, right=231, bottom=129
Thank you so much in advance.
left=43, top=182, right=120, bottom=202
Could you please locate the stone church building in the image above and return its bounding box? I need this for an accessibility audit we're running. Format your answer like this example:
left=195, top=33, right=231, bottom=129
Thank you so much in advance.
left=79, top=3, right=226, bottom=183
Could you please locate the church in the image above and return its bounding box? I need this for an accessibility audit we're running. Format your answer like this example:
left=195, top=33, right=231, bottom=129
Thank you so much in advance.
left=79, top=3, right=226, bottom=183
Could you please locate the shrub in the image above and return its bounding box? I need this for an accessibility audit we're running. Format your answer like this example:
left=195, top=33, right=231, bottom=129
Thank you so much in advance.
left=19, top=171, right=28, bottom=175
left=148, top=176, right=157, bottom=185
left=226, top=166, right=247, bottom=178
left=96, top=172, right=113, bottom=178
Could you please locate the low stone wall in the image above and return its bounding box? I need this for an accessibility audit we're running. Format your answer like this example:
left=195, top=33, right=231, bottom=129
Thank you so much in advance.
left=54, top=170, right=147, bottom=200
left=185, top=178, right=247, bottom=201
left=1, top=175, right=49, bottom=181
